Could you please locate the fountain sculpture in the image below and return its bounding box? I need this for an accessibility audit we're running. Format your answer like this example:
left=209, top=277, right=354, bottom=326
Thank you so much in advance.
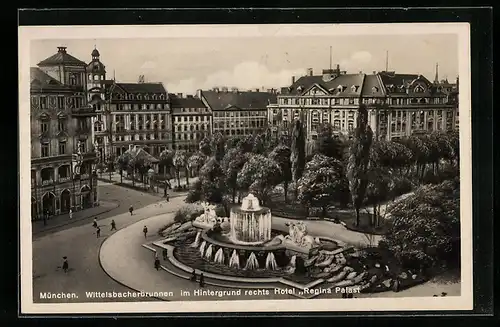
left=229, top=194, right=272, bottom=245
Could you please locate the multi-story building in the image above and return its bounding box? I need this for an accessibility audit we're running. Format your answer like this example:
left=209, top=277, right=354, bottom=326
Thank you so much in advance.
left=433, top=64, right=459, bottom=129
left=200, top=87, right=277, bottom=138
left=100, top=82, right=172, bottom=158
left=30, top=46, right=98, bottom=220
left=169, top=93, right=211, bottom=152
left=269, top=65, right=458, bottom=143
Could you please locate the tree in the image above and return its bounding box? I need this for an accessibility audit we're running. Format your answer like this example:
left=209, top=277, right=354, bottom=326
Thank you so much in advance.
left=158, top=149, right=174, bottom=179
left=188, top=152, right=207, bottom=177
left=115, top=152, right=131, bottom=184
left=198, top=137, right=212, bottom=157
left=347, top=104, right=373, bottom=226
left=383, top=179, right=460, bottom=269
left=173, top=151, right=187, bottom=188
left=237, top=154, right=281, bottom=205
left=252, top=133, right=266, bottom=154
left=290, top=120, right=306, bottom=198
left=238, top=134, right=255, bottom=153
left=366, top=146, right=392, bottom=227
left=316, top=122, right=344, bottom=160
left=221, top=148, right=249, bottom=203
left=211, top=132, right=226, bottom=161
left=188, top=156, right=229, bottom=215
left=269, top=144, right=292, bottom=203
left=297, top=154, right=347, bottom=218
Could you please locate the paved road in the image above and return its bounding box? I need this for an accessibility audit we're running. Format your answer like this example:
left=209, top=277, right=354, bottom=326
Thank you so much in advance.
left=32, top=182, right=179, bottom=303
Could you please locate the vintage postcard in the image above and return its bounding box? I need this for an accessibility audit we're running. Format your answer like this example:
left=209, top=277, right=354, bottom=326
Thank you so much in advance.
left=19, top=22, right=472, bottom=314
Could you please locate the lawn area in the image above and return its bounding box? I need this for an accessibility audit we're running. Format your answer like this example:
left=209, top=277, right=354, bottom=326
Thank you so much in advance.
left=267, top=195, right=390, bottom=235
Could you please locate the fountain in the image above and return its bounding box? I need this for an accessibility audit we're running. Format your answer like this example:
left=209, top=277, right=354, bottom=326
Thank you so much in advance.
left=214, top=248, right=225, bottom=264
left=284, top=255, right=297, bottom=274
left=265, top=252, right=278, bottom=270
left=229, top=194, right=272, bottom=245
left=204, top=244, right=213, bottom=260
left=244, top=252, right=259, bottom=270
left=190, top=231, right=202, bottom=248
left=229, top=249, right=240, bottom=269
left=199, top=240, right=206, bottom=256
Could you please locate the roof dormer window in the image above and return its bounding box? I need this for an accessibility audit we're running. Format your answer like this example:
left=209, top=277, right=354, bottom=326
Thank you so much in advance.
left=372, top=86, right=379, bottom=93
left=152, top=94, right=157, bottom=100
left=414, top=85, right=425, bottom=93
left=137, top=94, right=142, bottom=100
left=159, top=94, right=165, bottom=100
left=297, top=86, right=304, bottom=92
left=144, top=94, right=149, bottom=100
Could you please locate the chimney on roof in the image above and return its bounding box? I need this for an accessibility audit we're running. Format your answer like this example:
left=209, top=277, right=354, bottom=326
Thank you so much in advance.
left=255, top=88, right=259, bottom=92
left=373, top=71, right=377, bottom=74
left=57, top=46, right=67, bottom=53
left=177, top=93, right=183, bottom=98
left=292, top=76, right=296, bottom=84
left=196, top=89, right=202, bottom=98
left=307, top=68, right=313, bottom=76
left=187, top=94, right=193, bottom=98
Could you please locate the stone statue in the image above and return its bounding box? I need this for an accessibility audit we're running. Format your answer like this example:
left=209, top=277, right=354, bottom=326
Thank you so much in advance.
left=285, top=221, right=319, bottom=248
left=195, top=202, right=218, bottom=225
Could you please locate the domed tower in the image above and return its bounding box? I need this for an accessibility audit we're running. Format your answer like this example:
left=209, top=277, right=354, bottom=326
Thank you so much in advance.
left=86, top=46, right=107, bottom=105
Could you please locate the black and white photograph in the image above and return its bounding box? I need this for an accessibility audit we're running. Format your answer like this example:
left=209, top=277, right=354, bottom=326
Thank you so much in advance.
left=19, top=22, right=472, bottom=314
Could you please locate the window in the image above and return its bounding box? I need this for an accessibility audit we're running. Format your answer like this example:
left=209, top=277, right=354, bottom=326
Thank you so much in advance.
left=40, top=97, right=47, bottom=109
left=41, top=143, right=49, bottom=157
left=58, top=141, right=66, bottom=155
left=58, top=119, right=66, bottom=132
left=69, top=74, right=76, bottom=85
left=41, top=121, right=49, bottom=133
left=57, top=97, right=65, bottom=109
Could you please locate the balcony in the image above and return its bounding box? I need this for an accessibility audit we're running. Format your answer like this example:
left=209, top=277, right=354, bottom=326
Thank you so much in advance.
left=41, top=179, right=54, bottom=186
left=72, top=106, right=97, bottom=117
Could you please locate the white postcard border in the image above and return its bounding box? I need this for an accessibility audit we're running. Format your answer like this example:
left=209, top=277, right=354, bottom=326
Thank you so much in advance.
left=19, top=22, right=473, bottom=314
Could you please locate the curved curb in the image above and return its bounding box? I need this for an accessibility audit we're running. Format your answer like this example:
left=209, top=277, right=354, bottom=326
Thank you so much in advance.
left=98, top=210, right=179, bottom=302
left=97, top=235, right=166, bottom=302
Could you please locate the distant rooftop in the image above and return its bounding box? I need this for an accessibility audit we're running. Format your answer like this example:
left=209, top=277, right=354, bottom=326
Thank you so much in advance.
left=37, top=46, right=87, bottom=67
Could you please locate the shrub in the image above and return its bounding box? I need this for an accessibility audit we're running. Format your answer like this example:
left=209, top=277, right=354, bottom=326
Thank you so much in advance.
left=174, top=203, right=204, bottom=224
left=173, top=186, right=184, bottom=192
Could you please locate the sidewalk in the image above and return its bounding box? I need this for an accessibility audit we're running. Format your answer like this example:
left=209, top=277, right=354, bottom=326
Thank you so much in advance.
left=32, top=201, right=119, bottom=235
left=97, top=172, right=198, bottom=197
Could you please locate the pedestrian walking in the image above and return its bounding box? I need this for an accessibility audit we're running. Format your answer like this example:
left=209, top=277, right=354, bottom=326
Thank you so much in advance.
left=96, top=226, right=101, bottom=238
left=190, top=269, right=197, bottom=282
left=165, top=191, right=169, bottom=202
left=154, top=255, right=160, bottom=271
left=162, top=248, right=168, bottom=260
left=143, top=225, right=148, bottom=239
left=62, top=256, right=69, bottom=273
left=69, top=209, right=73, bottom=220
left=129, top=205, right=134, bottom=215
left=110, top=219, right=117, bottom=231
left=199, top=273, right=205, bottom=287
left=92, top=218, right=98, bottom=228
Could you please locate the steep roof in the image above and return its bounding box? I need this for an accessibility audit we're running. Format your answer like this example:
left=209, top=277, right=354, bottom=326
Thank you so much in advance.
left=37, top=47, right=87, bottom=66
left=202, top=90, right=277, bottom=111
left=169, top=94, right=206, bottom=109
left=361, top=74, right=386, bottom=97
left=282, top=73, right=365, bottom=96
left=115, top=83, right=167, bottom=94
left=30, top=67, right=72, bottom=91
left=86, top=60, right=106, bottom=73
left=125, top=147, right=159, bottom=164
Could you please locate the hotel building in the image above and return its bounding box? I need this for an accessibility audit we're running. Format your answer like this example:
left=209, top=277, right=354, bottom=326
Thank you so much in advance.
left=200, top=87, right=277, bottom=138
left=30, top=46, right=98, bottom=220
left=98, top=81, right=172, bottom=158
left=169, top=93, right=212, bottom=152
left=269, top=65, right=458, bottom=143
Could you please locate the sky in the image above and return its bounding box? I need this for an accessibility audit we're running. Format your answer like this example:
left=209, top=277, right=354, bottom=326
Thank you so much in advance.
left=30, top=34, right=458, bottom=95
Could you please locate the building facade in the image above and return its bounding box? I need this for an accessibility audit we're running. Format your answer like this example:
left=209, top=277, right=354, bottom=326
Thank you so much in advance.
left=170, top=93, right=211, bottom=152
left=99, top=82, right=172, bottom=158
left=269, top=65, right=458, bottom=143
left=200, top=88, right=277, bottom=138
left=31, top=47, right=98, bottom=220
